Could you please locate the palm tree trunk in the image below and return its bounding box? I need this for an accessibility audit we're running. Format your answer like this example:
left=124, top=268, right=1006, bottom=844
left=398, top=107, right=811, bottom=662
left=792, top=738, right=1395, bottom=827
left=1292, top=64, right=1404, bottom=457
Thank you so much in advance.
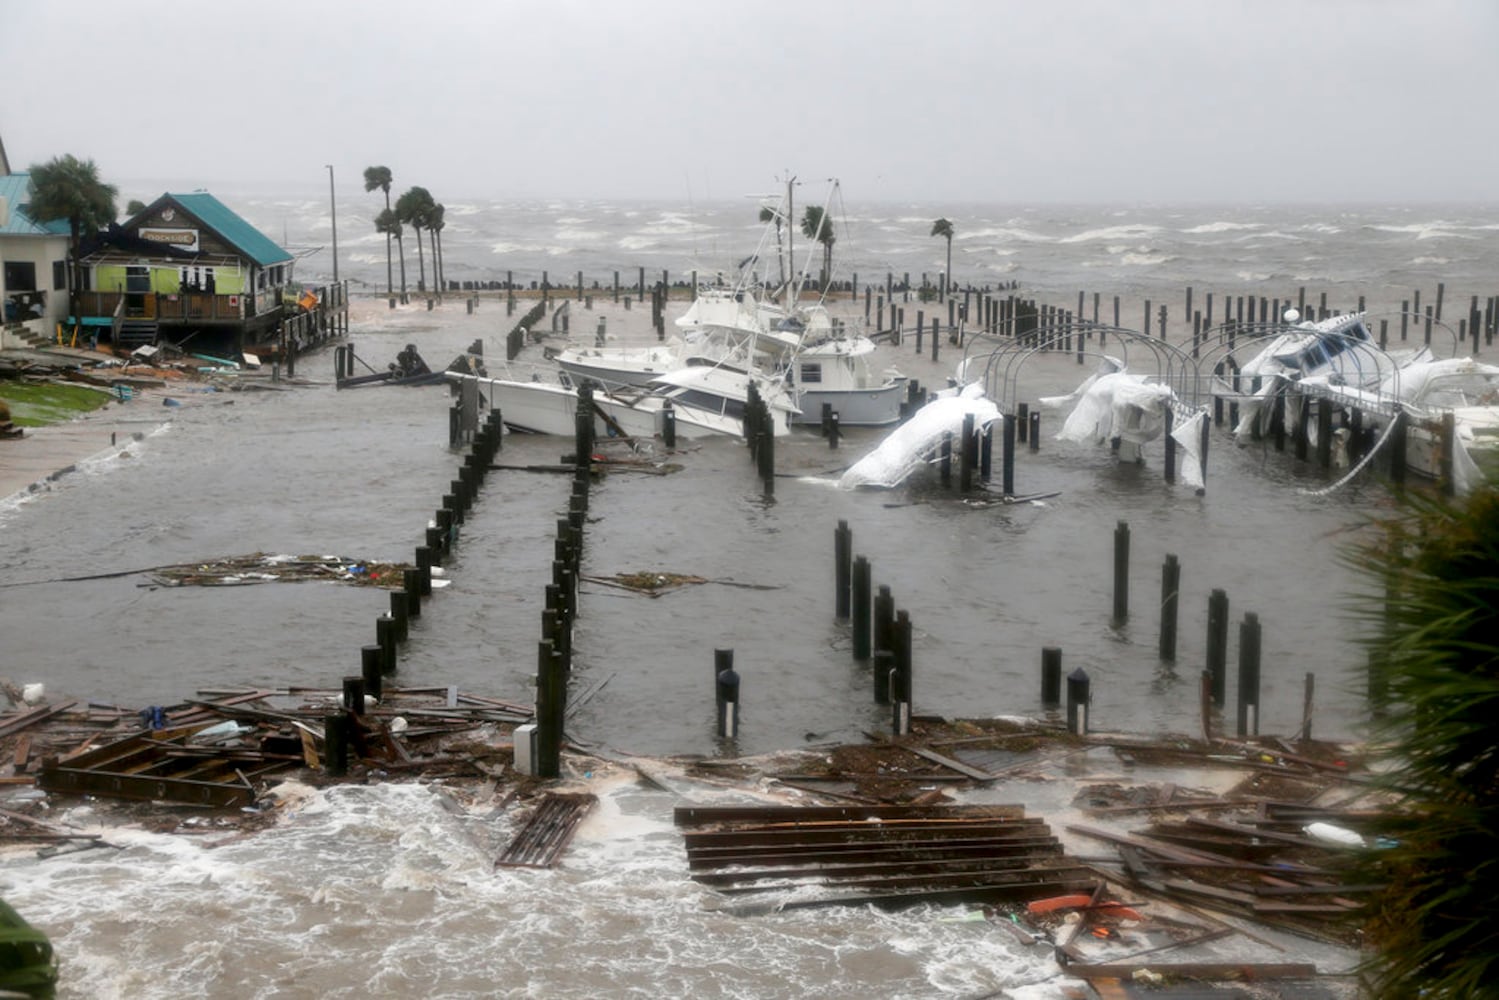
left=396, top=234, right=408, bottom=300
left=383, top=190, right=394, bottom=297
left=67, top=219, right=82, bottom=337
left=414, top=227, right=426, bottom=292
left=945, top=236, right=952, bottom=301
left=435, top=231, right=445, bottom=297
left=428, top=228, right=439, bottom=298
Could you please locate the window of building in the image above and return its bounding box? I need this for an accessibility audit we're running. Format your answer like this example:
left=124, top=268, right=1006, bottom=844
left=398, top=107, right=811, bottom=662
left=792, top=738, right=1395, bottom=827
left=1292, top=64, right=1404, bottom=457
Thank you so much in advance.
left=52, top=261, right=66, bottom=290
left=3, top=261, right=36, bottom=291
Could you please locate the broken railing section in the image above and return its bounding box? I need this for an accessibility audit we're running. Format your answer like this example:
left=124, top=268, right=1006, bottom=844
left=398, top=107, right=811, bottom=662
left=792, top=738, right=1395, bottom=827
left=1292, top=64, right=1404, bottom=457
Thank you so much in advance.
left=675, top=803, right=1093, bottom=912
left=516, top=395, right=592, bottom=779
left=494, top=791, right=596, bottom=868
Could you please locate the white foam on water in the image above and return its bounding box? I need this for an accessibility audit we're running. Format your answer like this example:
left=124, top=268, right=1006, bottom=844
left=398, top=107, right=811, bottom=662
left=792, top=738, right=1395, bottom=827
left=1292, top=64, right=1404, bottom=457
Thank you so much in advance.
left=1059, top=223, right=1163, bottom=244
left=1183, top=221, right=1258, bottom=234
left=2, top=776, right=1063, bottom=998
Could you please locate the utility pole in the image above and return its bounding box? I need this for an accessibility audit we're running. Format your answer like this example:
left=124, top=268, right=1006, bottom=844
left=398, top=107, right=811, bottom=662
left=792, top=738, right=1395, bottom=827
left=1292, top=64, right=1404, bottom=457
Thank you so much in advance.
left=326, top=164, right=339, bottom=285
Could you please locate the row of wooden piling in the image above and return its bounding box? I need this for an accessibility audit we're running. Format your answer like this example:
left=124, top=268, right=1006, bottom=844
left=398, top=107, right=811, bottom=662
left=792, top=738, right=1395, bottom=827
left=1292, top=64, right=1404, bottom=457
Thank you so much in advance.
left=323, top=402, right=508, bottom=775
left=512, top=386, right=595, bottom=776
left=819, top=517, right=1324, bottom=746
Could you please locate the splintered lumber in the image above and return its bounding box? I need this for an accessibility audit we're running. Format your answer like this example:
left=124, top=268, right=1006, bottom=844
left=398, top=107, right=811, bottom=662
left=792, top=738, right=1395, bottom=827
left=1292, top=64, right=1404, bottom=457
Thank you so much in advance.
left=37, top=725, right=296, bottom=808
left=495, top=792, right=596, bottom=868
left=676, top=803, right=1090, bottom=910
left=0, top=701, right=80, bottom=740
left=905, top=746, right=999, bottom=782
left=1065, top=961, right=1318, bottom=981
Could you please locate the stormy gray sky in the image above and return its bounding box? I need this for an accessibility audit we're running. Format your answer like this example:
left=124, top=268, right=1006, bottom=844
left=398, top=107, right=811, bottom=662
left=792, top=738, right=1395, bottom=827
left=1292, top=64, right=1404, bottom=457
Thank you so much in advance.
left=3, top=0, right=1495, bottom=204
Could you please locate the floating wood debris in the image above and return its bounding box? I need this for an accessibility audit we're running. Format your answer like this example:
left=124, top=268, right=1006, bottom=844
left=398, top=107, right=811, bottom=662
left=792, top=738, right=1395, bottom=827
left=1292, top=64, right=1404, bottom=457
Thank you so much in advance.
left=675, top=803, right=1095, bottom=911
left=1071, top=792, right=1382, bottom=945
left=495, top=792, right=596, bottom=868
left=38, top=724, right=289, bottom=808
left=148, top=553, right=414, bottom=588
left=581, top=571, right=781, bottom=596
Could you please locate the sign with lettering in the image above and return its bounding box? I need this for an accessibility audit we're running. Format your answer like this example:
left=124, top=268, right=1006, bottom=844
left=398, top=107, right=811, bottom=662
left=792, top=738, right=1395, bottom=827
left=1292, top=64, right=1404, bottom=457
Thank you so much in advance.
left=139, top=228, right=200, bottom=253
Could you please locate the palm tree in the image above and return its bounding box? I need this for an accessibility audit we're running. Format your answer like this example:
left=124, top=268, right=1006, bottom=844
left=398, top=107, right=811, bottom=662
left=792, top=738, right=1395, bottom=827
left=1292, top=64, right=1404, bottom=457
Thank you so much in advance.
left=429, top=203, right=446, bottom=296
left=363, top=166, right=394, bottom=296
left=1349, top=486, right=1499, bottom=997
left=930, top=218, right=954, bottom=300
left=26, top=154, right=118, bottom=333
left=375, top=208, right=406, bottom=300
left=395, top=187, right=433, bottom=293
left=758, top=204, right=786, bottom=291
left=800, top=205, right=835, bottom=292
left=125, top=199, right=147, bottom=218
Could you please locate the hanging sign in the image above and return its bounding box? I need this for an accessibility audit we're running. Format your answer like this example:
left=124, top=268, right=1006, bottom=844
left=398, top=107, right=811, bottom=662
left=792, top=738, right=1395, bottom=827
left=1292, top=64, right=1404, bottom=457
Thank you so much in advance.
left=140, top=228, right=200, bottom=253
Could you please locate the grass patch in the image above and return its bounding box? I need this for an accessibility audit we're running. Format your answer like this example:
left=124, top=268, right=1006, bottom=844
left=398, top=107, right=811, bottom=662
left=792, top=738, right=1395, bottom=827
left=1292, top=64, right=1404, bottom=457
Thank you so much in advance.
left=0, top=380, right=114, bottom=427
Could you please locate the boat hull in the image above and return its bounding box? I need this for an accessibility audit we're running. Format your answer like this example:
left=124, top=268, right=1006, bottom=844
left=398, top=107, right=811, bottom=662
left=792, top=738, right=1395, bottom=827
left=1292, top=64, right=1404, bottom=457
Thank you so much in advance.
left=795, top=383, right=907, bottom=426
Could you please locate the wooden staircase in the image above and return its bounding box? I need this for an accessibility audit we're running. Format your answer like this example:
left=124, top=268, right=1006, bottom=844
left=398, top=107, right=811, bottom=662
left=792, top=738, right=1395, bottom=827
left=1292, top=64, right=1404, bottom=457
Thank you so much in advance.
left=116, top=320, right=159, bottom=351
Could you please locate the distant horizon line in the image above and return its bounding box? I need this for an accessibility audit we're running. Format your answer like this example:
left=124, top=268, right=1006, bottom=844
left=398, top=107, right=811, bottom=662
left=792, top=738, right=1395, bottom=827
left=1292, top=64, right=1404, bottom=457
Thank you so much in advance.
left=97, top=178, right=1499, bottom=210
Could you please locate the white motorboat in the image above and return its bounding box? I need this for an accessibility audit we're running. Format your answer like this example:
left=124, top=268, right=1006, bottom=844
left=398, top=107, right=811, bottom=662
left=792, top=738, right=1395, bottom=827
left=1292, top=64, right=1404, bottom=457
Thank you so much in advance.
left=447, top=358, right=798, bottom=441
left=1385, top=357, right=1499, bottom=484
left=790, top=321, right=907, bottom=427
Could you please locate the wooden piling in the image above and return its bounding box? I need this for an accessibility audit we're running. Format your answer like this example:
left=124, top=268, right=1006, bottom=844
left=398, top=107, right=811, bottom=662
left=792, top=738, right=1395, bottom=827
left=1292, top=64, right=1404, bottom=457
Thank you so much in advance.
left=1066, top=668, right=1090, bottom=735
left=1041, top=647, right=1062, bottom=705
left=851, top=556, right=872, bottom=661
left=1206, top=589, right=1229, bottom=705
left=834, top=520, right=852, bottom=621
left=1112, top=521, right=1130, bottom=623
left=1236, top=612, right=1262, bottom=737
left=361, top=645, right=382, bottom=701
left=1159, top=555, right=1179, bottom=662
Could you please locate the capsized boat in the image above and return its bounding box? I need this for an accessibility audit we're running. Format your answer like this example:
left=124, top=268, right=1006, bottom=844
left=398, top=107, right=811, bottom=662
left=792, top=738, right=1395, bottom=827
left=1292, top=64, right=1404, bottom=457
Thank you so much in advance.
left=1225, top=311, right=1430, bottom=439
left=839, top=385, right=999, bottom=488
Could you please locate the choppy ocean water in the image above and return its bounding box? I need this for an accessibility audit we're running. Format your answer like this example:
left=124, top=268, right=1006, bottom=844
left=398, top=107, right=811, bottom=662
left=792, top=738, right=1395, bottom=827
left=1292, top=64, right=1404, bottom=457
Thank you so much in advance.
left=2, top=189, right=1494, bottom=997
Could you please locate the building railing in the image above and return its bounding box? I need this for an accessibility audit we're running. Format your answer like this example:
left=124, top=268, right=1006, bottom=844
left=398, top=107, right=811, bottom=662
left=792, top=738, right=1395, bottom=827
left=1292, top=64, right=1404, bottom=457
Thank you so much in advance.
left=76, top=289, right=286, bottom=323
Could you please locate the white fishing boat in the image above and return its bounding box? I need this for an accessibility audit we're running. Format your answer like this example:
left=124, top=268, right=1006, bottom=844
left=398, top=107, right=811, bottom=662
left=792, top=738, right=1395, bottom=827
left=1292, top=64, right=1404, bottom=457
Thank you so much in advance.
left=447, top=357, right=798, bottom=441
left=790, top=320, right=907, bottom=426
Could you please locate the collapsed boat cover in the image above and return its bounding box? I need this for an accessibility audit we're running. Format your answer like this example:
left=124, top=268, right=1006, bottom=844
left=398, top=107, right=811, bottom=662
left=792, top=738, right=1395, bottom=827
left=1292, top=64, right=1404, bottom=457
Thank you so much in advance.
left=839, top=385, right=1000, bottom=489
left=1042, top=360, right=1207, bottom=490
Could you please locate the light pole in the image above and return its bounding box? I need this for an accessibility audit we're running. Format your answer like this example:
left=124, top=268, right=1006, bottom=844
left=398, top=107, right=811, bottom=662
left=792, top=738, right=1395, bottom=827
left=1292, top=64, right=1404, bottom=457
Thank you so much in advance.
left=326, top=164, right=339, bottom=285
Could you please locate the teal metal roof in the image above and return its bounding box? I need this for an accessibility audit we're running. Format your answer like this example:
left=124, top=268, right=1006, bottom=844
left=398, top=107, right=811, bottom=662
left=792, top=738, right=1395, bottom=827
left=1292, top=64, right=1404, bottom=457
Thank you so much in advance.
left=0, top=173, right=72, bottom=237
left=168, top=191, right=292, bottom=267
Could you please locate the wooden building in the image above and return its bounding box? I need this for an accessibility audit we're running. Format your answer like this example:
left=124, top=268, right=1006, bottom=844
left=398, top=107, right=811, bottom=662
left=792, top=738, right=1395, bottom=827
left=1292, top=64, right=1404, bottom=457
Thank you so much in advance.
left=76, top=191, right=295, bottom=355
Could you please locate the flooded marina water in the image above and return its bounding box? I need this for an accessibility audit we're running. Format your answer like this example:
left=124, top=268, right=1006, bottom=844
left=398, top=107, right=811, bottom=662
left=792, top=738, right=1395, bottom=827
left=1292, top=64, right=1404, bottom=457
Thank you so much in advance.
left=1, top=299, right=1392, bottom=998
left=7, top=194, right=1492, bottom=997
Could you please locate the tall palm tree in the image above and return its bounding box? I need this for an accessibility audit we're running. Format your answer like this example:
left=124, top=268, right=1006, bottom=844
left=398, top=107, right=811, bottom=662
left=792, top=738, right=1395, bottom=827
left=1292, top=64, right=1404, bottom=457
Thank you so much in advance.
left=26, top=154, right=118, bottom=332
left=800, top=205, right=835, bottom=292
left=363, top=166, right=394, bottom=296
left=375, top=208, right=406, bottom=299
left=758, top=204, right=786, bottom=291
left=395, top=186, right=433, bottom=293
left=930, top=218, right=954, bottom=299
left=429, top=203, right=447, bottom=296
left=125, top=199, right=147, bottom=217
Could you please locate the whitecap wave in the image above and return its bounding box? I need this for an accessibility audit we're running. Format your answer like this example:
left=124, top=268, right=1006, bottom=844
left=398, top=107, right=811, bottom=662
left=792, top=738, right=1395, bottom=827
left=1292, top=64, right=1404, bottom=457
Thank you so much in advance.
left=1182, top=221, right=1261, bottom=234
left=1060, top=224, right=1163, bottom=244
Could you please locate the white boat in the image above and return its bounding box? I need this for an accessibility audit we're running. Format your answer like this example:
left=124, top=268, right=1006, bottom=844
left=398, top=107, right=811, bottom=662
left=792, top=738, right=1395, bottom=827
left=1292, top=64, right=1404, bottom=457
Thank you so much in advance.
left=447, top=358, right=798, bottom=441
left=1227, top=312, right=1429, bottom=441
left=790, top=322, right=907, bottom=426
left=1376, top=357, right=1499, bottom=488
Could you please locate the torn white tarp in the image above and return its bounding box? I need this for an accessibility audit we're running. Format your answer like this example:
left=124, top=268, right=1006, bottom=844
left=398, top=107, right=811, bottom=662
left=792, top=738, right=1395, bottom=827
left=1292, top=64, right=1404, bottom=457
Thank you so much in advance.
left=839, top=385, right=1000, bottom=489
left=1046, top=371, right=1175, bottom=456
